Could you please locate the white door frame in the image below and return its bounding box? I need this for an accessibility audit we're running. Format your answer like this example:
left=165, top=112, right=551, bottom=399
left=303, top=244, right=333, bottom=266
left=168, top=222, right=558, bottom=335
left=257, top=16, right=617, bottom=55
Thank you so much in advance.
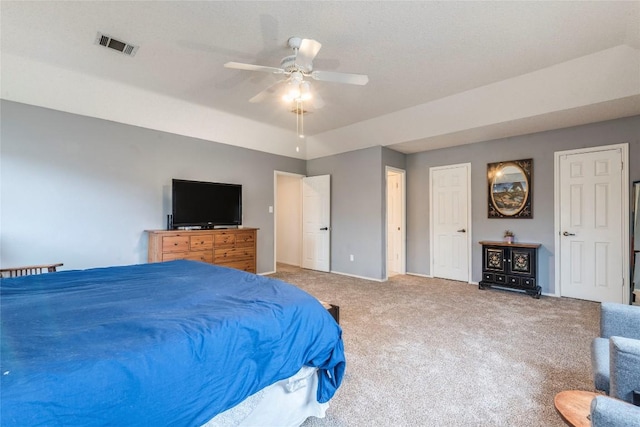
left=553, top=143, right=630, bottom=302
left=273, top=170, right=304, bottom=273
left=429, top=163, right=472, bottom=282
left=385, top=166, right=406, bottom=279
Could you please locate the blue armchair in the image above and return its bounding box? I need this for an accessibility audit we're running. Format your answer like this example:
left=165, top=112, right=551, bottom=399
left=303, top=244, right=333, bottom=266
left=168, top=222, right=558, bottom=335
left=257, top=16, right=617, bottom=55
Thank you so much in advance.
left=590, top=302, right=640, bottom=425
left=590, top=395, right=640, bottom=427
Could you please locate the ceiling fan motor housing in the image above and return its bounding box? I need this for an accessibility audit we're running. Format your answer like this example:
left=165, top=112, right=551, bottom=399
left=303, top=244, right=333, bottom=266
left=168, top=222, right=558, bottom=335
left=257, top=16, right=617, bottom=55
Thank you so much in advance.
left=280, top=55, right=312, bottom=73
left=287, top=37, right=303, bottom=49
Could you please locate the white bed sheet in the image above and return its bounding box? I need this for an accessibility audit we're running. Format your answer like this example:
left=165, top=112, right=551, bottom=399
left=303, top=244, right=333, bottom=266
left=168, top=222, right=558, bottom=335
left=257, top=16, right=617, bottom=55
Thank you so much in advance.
left=202, top=366, right=328, bottom=427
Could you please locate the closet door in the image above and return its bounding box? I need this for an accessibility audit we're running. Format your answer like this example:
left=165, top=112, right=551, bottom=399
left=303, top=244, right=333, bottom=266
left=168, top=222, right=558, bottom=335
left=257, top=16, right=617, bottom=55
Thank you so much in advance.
left=430, top=163, right=471, bottom=282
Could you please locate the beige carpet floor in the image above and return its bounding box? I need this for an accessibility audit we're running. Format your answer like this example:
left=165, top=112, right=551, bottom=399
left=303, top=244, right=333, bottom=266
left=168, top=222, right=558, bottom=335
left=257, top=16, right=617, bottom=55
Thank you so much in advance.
left=269, top=264, right=601, bottom=427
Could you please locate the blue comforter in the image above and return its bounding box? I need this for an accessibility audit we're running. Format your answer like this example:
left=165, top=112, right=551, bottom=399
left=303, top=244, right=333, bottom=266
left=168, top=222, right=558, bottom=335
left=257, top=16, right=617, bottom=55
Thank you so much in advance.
left=0, top=260, right=345, bottom=426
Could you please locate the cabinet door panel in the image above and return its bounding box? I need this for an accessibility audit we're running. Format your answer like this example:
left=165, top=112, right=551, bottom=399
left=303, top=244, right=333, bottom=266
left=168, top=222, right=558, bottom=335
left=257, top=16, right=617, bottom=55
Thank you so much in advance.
left=510, top=248, right=534, bottom=275
left=485, top=247, right=506, bottom=272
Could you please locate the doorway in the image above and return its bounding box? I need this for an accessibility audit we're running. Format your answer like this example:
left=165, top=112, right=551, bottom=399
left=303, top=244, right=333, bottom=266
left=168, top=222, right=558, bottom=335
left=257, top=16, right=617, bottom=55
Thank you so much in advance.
left=274, top=172, right=331, bottom=273
left=386, top=167, right=406, bottom=278
left=554, top=143, right=629, bottom=303
left=430, top=163, right=472, bottom=282
left=275, top=172, right=303, bottom=271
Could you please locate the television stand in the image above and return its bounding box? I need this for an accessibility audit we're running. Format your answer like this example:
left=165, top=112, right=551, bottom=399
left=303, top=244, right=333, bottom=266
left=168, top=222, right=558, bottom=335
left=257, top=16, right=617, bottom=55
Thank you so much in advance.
left=147, top=228, right=258, bottom=273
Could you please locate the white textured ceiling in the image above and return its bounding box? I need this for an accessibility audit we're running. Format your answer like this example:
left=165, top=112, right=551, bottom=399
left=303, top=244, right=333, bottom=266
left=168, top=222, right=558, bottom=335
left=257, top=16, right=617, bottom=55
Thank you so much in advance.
left=1, top=1, right=639, bottom=159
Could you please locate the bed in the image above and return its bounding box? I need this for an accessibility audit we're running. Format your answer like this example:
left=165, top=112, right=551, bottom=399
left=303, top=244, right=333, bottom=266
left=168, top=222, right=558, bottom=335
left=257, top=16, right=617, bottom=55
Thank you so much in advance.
left=0, top=260, right=345, bottom=426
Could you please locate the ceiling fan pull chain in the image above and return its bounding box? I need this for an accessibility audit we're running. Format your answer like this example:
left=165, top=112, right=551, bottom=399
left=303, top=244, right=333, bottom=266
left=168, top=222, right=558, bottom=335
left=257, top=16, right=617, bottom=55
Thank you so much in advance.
left=296, top=100, right=304, bottom=138
left=296, top=101, right=299, bottom=136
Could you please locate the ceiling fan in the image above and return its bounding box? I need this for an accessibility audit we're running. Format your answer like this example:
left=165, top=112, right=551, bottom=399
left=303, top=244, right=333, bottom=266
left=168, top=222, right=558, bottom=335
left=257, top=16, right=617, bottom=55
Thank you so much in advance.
left=224, top=37, right=369, bottom=106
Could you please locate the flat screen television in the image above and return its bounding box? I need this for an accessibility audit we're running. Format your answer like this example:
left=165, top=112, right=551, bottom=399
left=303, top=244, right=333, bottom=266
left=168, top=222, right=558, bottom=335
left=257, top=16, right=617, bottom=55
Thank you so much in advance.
left=171, top=179, right=242, bottom=228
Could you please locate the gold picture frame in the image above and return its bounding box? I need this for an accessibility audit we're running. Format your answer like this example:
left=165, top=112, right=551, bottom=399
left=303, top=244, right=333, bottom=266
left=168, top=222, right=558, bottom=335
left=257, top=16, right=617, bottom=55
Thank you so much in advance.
left=487, top=158, right=532, bottom=218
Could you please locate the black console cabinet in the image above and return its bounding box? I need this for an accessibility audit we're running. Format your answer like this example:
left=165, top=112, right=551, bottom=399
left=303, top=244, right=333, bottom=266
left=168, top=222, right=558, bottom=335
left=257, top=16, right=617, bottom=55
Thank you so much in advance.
left=479, top=241, right=541, bottom=298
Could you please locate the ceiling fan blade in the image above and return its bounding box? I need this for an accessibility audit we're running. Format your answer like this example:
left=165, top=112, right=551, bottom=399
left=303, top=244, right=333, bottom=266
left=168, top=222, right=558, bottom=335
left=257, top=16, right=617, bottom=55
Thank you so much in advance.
left=296, top=39, right=322, bottom=70
left=311, top=70, right=369, bottom=85
left=249, top=80, right=286, bottom=103
left=224, top=62, right=284, bottom=75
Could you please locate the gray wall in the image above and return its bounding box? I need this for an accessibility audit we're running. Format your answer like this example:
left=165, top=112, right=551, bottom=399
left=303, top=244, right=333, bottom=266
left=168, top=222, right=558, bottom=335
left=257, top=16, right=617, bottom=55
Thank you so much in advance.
left=307, top=147, right=383, bottom=279
left=2, top=99, right=638, bottom=289
left=0, top=101, right=306, bottom=273
left=307, top=146, right=406, bottom=280
left=406, top=115, right=640, bottom=294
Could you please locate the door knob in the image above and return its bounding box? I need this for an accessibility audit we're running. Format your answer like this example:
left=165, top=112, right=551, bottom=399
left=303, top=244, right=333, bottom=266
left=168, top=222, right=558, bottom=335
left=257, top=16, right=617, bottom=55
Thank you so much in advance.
left=562, top=231, right=575, bottom=236
left=320, top=227, right=328, bottom=231
left=457, top=229, right=466, bottom=233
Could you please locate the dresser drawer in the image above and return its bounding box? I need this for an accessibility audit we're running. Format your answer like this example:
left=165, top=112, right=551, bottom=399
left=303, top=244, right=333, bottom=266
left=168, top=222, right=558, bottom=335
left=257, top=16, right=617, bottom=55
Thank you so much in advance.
left=214, top=247, right=255, bottom=263
left=214, top=233, right=236, bottom=246
left=162, top=235, right=189, bottom=252
left=162, top=251, right=213, bottom=263
left=507, top=276, right=520, bottom=286
left=234, top=232, right=256, bottom=247
left=521, top=278, right=536, bottom=289
left=218, top=259, right=255, bottom=273
left=494, top=274, right=507, bottom=284
left=482, top=272, right=494, bottom=282
left=190, top=234, right=213, bottom=250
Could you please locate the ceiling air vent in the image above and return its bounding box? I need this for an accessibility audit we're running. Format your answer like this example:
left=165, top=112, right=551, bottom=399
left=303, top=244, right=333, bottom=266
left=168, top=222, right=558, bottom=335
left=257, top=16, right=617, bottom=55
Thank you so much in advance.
left=95, top=32, right=139, bottom=57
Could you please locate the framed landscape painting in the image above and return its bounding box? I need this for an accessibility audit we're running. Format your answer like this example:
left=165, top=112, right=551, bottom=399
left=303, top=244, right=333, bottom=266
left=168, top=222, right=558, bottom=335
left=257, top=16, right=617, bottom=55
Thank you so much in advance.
left=487, top=158, right=532, bottom=218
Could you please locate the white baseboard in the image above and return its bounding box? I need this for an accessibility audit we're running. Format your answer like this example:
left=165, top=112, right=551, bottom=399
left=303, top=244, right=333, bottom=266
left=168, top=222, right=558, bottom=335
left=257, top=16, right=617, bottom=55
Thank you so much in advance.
left=330, top=270, right=384, bottom=282
left=405, top=272, right=432, bottom=278
left=259, top=270, right=276, bottom=276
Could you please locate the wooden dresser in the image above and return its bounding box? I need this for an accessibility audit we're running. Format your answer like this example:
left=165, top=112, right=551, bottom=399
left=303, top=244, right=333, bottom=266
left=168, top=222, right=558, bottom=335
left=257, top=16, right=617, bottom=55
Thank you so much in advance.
left=147, top=228, right=257, bottom=273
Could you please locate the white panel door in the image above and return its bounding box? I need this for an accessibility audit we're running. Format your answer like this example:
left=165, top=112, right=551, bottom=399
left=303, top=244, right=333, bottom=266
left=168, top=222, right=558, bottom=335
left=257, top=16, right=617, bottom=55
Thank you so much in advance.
left=558, top=148, right=623, bottom=302
left=431, top=164, right=470, bottom=282
left=302, top=175, right=330, bottom=272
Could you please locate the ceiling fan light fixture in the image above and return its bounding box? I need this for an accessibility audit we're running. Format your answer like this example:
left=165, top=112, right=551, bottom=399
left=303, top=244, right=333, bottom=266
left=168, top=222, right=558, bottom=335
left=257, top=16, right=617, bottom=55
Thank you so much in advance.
left=282, top=80, right=312, bottom=103
left=299, top=81, right=312, bottom=101
left=225, top=36, right=367, bottom=137
left=282, top=82, right=299, bottom=102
